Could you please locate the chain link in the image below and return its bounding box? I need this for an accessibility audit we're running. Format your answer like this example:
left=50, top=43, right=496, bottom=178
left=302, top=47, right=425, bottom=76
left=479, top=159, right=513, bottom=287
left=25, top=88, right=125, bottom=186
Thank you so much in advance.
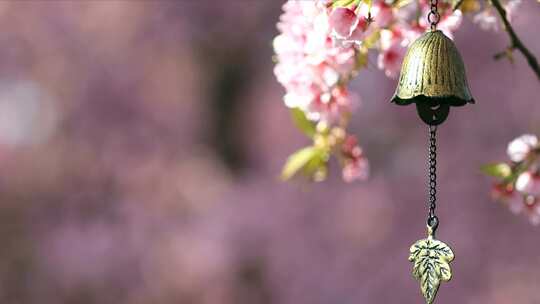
left=427, top=125, right=438, bottom=230
left=427, top=0, right=440, bottom=30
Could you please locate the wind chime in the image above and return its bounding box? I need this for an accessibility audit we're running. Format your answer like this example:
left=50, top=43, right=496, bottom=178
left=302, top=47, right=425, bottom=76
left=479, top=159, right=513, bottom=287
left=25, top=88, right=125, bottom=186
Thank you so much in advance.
left=390, top=0, right=474, bottom=303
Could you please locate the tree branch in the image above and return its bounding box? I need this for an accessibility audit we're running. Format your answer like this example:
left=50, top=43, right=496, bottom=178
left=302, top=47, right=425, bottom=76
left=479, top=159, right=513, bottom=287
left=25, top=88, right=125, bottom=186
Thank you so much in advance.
left=453, top=0, right=465, bottom=11
left=490, top=0, right=540, bottom=81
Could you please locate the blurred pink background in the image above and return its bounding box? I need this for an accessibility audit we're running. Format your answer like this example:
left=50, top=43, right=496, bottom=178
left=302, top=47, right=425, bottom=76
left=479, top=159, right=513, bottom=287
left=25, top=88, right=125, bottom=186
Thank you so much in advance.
left=0, top=1, right=538, bottom=303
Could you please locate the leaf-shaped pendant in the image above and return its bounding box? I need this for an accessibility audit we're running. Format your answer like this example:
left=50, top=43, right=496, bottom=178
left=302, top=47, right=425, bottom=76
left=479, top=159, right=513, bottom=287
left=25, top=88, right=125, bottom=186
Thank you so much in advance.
left=408, top=232, right=454, bottom=304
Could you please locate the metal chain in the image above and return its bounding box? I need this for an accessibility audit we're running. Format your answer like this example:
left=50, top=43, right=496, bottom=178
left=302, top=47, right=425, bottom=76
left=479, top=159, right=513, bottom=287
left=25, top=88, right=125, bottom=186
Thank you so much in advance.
left=427, top=0, right=440, bottom=31
left=426, top=0, right=440, bottom=229
left=427, top=125, right=439, bottom=231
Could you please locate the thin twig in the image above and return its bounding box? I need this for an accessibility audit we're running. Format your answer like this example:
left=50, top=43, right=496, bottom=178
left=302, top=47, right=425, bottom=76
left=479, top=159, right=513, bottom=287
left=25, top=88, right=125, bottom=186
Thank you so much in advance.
left=490, top=0, right=540, bottom=81
left=453, top=0, right=465, bottom=11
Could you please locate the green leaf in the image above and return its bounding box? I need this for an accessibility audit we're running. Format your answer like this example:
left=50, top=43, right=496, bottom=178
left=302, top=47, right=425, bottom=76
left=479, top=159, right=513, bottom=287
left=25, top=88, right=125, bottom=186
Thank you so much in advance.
left=362, top=29, right=380, bottom=49
left=332, top=0, right=360, bottom=8
left=356, top=47, right=369, bottom=69
left=480, top=163, right=512, bottom=179
left=290, top=108, right=316, bottom=138
left=364, top=0, right=372, bottom=9
left=409, top=237, right=455, bottom=304
left=281, top=147, right=323, bottom=181
left=451, top=0, right=481, bottom=12
left=393, top=0, right=414, bottom=8
left=303, top=152, right=329, bottom=182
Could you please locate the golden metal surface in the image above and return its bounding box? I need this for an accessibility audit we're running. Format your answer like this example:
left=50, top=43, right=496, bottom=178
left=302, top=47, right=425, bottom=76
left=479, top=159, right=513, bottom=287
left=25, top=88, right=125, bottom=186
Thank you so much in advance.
left=392, top=30, right=474, bottom=105
left=408, top=227, right=455, bottom=304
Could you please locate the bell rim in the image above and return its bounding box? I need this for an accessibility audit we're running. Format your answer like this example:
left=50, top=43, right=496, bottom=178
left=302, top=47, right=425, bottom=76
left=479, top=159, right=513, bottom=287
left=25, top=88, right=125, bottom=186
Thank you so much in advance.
left=391, top=94, right=475, bottom=106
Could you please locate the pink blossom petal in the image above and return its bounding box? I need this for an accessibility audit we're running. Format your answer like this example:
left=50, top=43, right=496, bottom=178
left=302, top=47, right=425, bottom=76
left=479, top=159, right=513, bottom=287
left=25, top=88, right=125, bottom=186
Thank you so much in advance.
left=329, top=7, right=358, bottom=38
left=377, top=44, right=406, bottom=78
left=507, top=134, right=538, bottom=162
left=343, top=157, right=369, bottom=182
left=516, top=172, right=540, bottom=195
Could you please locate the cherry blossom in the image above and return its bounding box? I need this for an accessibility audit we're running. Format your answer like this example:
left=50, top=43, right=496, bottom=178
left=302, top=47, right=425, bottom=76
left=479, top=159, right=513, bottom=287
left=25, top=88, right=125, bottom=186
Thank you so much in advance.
left=485, top=134, right=540, bottom=225
left=274, top=1, right=358, bottom=122
left=504, top=0, right=522, bottom=22
left=274, top=0, right=370, bottom=182
left=341, top=134, right=369, bottom=182
left=516, top=171, right=540, bottom=195
left=274, top=0, right=526, bottom=183
left=359, top=1, right=394, bottom=28
left=375, top=27, right=408, bottom=78
left=507, top=134, right=538, bottom=162
left=525, top=200, right=540, bottom=225
left=329, top=7, right=359, bottom=38
left=473, top=0, right=521, bottom=32
left=473, top=10, right=500, bottom=31
left=491, top=184, right=523, bottom=214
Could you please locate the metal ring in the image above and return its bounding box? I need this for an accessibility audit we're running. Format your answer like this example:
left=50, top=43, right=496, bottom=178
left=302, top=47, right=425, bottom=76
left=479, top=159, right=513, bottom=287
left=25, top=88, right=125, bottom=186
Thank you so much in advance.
left=427, top=215, right=439, bottom=229
left=427, top=11, right=440, bottom=26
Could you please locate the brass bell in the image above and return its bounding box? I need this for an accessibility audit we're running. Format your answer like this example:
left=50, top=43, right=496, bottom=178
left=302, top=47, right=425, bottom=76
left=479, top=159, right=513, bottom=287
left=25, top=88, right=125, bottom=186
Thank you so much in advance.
left=391, top=30, right=474, bottom=125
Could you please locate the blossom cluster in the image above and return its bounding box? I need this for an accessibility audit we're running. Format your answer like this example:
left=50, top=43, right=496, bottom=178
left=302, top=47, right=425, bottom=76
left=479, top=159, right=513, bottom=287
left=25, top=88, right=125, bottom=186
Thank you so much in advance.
left=274, top=0, right=368, bottom=182
left=273, top=0, right=521, bottom=183
left=329, top=0, right=463, bottom=76
left=274, top=1, right=358, bottom=122
left=485, top=134, right=540, bottom=225
left=473, top=0, right=521, bottom=32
